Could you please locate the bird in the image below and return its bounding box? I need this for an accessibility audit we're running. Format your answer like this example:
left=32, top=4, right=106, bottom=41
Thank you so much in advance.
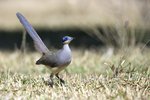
left=16, top=12, right=74, bottom=87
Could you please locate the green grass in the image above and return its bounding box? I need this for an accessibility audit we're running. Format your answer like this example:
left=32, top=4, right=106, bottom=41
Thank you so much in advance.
left=0, top=48, right=149, bottom=99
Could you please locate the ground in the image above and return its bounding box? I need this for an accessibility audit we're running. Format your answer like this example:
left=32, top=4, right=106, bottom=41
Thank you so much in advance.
left=0, top=48, right=149, bottom=99
left=0, top=0, right=149, bottom=99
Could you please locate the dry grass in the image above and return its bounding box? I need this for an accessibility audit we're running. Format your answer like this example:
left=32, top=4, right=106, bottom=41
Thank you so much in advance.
left=1, top=0, right=149, bottom=49
left=0, top=0, right=150, bottom=30
left=0, top=1, right=150, bottom=99
left=0, top=48, right=149, bottom=99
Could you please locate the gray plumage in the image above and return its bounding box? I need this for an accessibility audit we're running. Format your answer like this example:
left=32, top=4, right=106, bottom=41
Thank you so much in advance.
left=16, top=13, right=50, bottom=54
left=16, top=12, right=73, bottom=86
left=36, top=44, right=71, bottom=67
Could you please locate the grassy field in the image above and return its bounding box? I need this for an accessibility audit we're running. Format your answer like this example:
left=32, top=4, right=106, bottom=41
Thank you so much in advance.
left=0, top=0, right=150, bottom=30
left=0, top=48, right=149, bottom=99
left=0, top=0, right=150, bottom=99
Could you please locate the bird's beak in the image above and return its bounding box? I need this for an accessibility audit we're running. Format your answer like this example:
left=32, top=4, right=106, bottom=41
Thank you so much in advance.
left=71, top=37, right=74, bottom=41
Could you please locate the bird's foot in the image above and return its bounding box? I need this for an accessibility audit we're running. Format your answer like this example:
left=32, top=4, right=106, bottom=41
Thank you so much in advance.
left=42, top=77, right=54, bottom=87
left=48, top=79, right=54, bottom=87
left=60, top=79, right=65, bottom=85
left=55, top=74, right=65, bottom=86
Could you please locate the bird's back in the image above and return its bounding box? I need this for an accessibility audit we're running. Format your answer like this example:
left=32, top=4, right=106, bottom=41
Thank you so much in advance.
left=36, top=44, right=72, bottom=68
left=36, top=53, right=58, bottom=67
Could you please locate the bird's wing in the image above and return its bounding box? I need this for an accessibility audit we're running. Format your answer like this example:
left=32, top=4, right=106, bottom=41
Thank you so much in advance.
left=16, top=12, right=50, bottom=54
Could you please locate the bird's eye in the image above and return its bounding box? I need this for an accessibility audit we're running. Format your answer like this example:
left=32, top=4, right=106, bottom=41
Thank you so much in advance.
left=64, top=37, right=68, bottom=41
left=62, top=37, right=68, bottom=42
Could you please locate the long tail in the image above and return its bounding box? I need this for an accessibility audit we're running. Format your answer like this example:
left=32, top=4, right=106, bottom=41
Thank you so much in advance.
left=16, top=12, right=50, bottom=54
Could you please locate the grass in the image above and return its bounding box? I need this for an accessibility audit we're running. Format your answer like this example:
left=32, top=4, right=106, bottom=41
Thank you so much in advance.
left=0, top=0, right=150, bottom=30
left=0, top=1, right=150, bottom=99
left=0, top=48, right=149, bottom=99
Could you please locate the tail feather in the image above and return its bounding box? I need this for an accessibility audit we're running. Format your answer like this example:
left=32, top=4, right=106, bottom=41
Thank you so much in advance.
left=36, top=59, right=41, bottom=65
left=16, top=12, right=50, bottom=54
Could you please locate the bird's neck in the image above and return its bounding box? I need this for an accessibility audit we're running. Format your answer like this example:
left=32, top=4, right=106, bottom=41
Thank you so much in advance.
left=63, top=44, right=71, bottom=52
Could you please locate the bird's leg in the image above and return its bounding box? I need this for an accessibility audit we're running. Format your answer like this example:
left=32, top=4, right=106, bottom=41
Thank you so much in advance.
left=56, top=73, right=65, bottom=85
left=48, top=74, right=54, bottom=87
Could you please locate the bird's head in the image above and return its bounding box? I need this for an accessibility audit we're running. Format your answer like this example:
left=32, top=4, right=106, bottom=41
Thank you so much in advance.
left=62, top=36, right=74, bottom=44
